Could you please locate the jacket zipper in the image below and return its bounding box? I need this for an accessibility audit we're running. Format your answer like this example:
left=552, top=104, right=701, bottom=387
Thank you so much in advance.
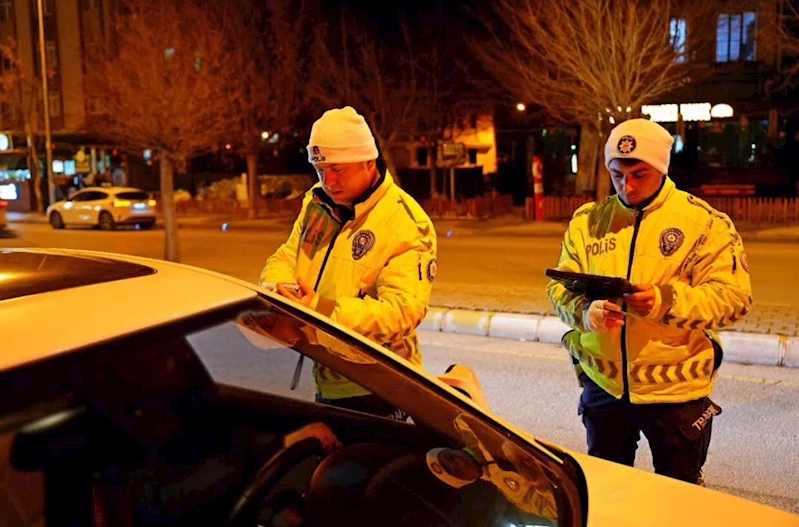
left=621, top=209, right=643, bottom=401
left=314, top=222, right=343, bottom=291
left=292, top=219, right=342, bottom=391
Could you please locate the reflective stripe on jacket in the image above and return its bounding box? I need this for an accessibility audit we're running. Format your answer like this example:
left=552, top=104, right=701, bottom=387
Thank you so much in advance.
left=547, top=177, right=752, bottom=404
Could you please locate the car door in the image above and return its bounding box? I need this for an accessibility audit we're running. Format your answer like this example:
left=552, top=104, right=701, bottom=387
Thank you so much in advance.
left=74, top=191, right=108, bottom=225
left=59, top=191, right=91, bottom=224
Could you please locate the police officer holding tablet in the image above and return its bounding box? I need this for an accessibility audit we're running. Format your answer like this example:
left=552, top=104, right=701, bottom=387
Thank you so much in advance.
left=546, top=118, right=752, bottom=485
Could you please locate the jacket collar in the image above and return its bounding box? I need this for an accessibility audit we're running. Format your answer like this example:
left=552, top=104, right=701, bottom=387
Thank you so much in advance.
left=312, top=169, right=393, bottom=224
left=618, top=176, right=675, bottom=212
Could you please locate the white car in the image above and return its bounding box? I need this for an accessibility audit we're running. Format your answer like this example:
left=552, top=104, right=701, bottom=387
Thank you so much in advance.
left=46, top=186, right=157, bottom=230
left=2, top=248, right=797, bottom=527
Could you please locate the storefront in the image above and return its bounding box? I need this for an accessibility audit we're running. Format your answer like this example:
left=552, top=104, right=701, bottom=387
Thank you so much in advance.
left=640, top=102, right=794, bottom=195
left=0, top=133, right=36, bottom=213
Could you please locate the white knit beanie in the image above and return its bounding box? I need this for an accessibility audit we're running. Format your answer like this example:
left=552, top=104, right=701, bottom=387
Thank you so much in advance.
left=604, top=118, right=674, bottom=175
left=307, top=106, right=378, bottom=165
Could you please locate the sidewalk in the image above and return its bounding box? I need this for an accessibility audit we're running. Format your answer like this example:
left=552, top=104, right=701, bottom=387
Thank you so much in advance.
left=419, top=307, right=799, bottom=369
left=9, top=210, right=799, bottom=243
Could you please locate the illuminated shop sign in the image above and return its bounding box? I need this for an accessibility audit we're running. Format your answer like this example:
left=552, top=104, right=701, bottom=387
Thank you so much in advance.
left=641, top=103, right=734, bottom=123
left=0, top=183, right=18, bottom=200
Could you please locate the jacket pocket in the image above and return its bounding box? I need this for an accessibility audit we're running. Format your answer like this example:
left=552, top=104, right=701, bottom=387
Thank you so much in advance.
left=704, top=331, right=724, bottom=372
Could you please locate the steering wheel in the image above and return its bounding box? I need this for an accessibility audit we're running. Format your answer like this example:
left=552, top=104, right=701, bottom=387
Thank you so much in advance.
left=227, top=437, right=325, bottom=527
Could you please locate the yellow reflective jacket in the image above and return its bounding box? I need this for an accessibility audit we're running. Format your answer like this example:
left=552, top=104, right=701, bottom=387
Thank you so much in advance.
left=260, top=172, right=437, bottom=399
left=547, top=177, right=752, bottom=404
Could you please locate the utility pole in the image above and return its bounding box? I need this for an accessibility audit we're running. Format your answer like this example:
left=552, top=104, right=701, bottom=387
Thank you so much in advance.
left=36, top=0, right=55, bottom=206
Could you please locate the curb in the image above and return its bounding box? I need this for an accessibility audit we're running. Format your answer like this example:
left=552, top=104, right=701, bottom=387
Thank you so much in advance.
left=422, top=308, right=798, bottom=369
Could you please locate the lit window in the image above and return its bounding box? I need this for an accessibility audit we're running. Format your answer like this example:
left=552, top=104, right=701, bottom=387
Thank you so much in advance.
left=670, top=19, right=687, bottom=63
left=717, top=13, right=757, bottom=62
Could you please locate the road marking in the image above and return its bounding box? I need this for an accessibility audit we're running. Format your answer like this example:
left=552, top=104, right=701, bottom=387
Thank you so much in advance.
left=426, top=341, right=799, bottom=389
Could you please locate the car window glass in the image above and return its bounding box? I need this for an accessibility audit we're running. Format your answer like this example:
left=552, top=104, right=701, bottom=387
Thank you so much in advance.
left=69, top=192, right=91, bottom=202
left=115, top=191, right=149, bottom=200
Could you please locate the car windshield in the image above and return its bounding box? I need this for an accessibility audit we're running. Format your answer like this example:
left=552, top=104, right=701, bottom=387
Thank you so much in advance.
left=188, top=296, right=580, bottom=525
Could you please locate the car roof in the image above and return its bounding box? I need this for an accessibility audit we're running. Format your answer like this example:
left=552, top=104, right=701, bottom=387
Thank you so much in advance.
left=2, top=248, right=256, bottom=372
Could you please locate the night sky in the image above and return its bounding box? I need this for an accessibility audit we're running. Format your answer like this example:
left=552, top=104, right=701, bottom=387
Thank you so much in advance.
left=321, top=0, right=478, bottom=33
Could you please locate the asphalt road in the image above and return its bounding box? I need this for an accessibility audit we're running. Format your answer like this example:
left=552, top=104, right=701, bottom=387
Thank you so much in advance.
left=2, top=221, right=797, bottom=319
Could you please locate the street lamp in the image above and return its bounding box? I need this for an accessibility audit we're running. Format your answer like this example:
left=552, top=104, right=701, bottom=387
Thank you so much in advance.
left=36, top=0, right=55, bottom=206
left=516, top=102, right=526, bottom=112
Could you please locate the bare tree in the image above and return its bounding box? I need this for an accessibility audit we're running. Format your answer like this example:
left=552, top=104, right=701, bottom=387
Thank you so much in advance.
left=413, top=8, right=495, bottom=199
left=310, top=10, right=419, bottom=183
left=766, top=0, right=799, bottom=92
left=0, top=40, right=47, bottom=212
left=476, top=0, right=722, bottom=198
left=225, top=0, right=310, bottom=219
left=84, top=0, right=236, bottom=262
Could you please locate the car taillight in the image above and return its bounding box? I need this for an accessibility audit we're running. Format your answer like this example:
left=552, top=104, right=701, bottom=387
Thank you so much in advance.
left=113, top=200, right=132, bottom=207
left=148, top=199, right=156, bottom=206
left=0, top=200, right=7, bottom=208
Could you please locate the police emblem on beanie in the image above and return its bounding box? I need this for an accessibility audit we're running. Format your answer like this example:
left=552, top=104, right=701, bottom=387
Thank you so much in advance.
left=659, top=228, right=685, bottom=256
left=617, top=135, right=637, bottom=155
left=352, top=230, right=376, bottom=260
left=310, top=145, right=326, bottom=163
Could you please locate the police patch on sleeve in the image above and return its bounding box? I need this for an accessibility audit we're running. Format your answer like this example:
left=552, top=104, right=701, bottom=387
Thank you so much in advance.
left=427, top=259, right=438, bottom=282
left=352, top=230, right=375, bottom=260
left=659, top=228, right=685, bottom=256
left=617, top=135, right=637, bottom=155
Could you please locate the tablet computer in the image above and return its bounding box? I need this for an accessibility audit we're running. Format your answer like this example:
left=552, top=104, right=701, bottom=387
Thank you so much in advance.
left=545, top=269, right=635, bottom=300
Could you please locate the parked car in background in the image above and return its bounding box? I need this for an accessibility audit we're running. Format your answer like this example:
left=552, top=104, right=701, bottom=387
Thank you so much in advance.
left=46, top=187, right=157, bottom=230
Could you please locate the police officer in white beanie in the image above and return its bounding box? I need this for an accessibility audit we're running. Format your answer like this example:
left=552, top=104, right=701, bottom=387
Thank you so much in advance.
left=547, top=118, right=753, bottom=485
left=260, top=106, right=437, bottom=419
